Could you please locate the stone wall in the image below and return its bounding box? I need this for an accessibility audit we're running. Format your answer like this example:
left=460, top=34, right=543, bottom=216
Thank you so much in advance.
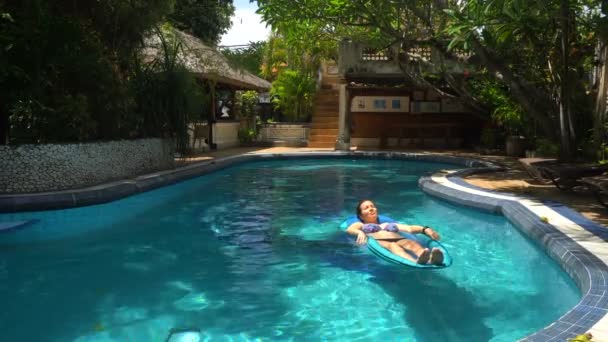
left=259, top=123, right=309, bottom=146
left=0, top=138, right=174, bottom=194
left=213, top=121, right=240, bottom=149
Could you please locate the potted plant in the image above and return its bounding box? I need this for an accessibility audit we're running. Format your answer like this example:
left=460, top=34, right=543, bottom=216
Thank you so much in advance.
left=492, top=101, right=527, bottom=157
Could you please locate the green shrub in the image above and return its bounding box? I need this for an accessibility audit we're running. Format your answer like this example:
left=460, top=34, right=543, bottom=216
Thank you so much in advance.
left=270, top=70, right=315, bottom=122
left=534, top=138, right=559, bottom=157
left=480, top=127, right=498, bottom=148
left=238, top=127, right=257, bottom=144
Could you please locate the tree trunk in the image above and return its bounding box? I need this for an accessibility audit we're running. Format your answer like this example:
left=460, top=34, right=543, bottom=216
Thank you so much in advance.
left=469, top=37, right=559, bottom=141
left=558, top=0, right=574, bottom=161
left=593, top=41, right=608, bottom=160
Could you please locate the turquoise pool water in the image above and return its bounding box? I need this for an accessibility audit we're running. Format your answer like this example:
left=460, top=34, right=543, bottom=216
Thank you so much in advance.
left=0, top=159, right=580, bottom=341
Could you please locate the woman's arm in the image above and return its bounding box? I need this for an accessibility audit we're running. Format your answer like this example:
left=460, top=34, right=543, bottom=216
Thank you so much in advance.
left=397, top=224, right=441, bottom=240
left=346, top=222, right=367, bottom=245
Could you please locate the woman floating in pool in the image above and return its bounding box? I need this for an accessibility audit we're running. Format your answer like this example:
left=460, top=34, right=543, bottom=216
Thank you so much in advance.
left=346, top=199, right=444, bottom=265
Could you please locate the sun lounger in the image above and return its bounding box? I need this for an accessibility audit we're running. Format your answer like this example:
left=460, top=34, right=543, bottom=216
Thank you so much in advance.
left=518, top=158, right=556, bottom=184
left=580, top=173, right=608, bottom=208
left=536, top=163, right=608, bottom=191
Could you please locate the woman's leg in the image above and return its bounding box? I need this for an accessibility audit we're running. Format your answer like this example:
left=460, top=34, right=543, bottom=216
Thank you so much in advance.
left=396, top=239, right=427, bottom=255
left=377, top=240, right=430, bottom=264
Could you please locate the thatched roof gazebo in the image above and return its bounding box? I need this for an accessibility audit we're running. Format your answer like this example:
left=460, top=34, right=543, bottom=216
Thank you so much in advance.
left=171, top=30, right=270, bottom=91
left=143, top=28, right=271, bottom=150
left=143, top=28, right=270, bottom=91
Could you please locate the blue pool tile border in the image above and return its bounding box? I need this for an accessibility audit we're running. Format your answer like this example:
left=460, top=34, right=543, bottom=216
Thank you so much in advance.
left=0, top=150, right=606, bottom=340
left=419, top=166, right=608, bottom=341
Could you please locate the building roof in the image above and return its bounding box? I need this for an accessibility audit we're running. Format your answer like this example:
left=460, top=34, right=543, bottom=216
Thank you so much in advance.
left=144, top=29, right=271, bottom=91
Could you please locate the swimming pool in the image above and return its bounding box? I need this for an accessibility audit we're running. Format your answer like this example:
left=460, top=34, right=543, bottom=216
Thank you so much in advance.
left=0, top=158, right=579, bottom=341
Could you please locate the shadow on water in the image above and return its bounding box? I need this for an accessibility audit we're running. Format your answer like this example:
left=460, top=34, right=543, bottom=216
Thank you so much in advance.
left=309, top=233, right=493, bottom=341
left=0, top=160, right=491, bottom=341
left=224, top=228, right=492, bottom=341
left=370, top=269, right=492, bottom=341
left=1, top=215, right=492, bottom=341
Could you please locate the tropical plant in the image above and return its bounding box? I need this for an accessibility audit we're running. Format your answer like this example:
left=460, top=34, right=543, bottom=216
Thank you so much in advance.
left=238, top=127, right=257, bottom=144
left=270, top=70, right=316, bottom=122
left=237, top=90, right=261, bottom=139
left=131, top=27, right=205, bottom=155
left=0, top=0, right=174, bottom=144
left=222, top=41, right=267, bottom=76
left=467, top=77, right=526, bottom=136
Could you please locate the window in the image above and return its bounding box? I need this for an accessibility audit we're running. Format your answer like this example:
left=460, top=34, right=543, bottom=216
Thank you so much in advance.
left=373, top=99, right=386, bottom=109
left=391, top=99, right=401, bottom=109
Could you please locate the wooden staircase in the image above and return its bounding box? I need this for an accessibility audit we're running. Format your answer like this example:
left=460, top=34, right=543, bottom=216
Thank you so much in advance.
left=308, top=87, right=340, bottom=149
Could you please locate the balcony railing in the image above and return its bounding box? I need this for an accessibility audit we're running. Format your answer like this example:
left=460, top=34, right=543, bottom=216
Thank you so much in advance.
left=361, top=48, right=392, bottom=61
left=339, top=39, right=472, bottom=75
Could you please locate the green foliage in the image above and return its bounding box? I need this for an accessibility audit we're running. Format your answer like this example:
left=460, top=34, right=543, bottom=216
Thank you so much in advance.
left=479, top=127, right=499, bottom=148
left=222, top=41, right=266, bottom=76
left=0, top=0, right=221, bottom=148
left=258, top=0, right=608, bottom=160
left=237, top=90, right=261, bottom=144
left=491, top=101, right=524, bottom=136
left=169, top=0, right=235, bottom=46
left=131, top=28, right=205, bottom=154
left=270, top=70, right=316, bottom=122
left=258, top=30, right=336, bottom=81
left=534, top=138, right=559, bottom=158
left=1, top=0, right=174, bottom=143
left=467, top=76, right=526, bottom=136
left=240, top=91, right=259, bottom=118
left=238, top=127, right=257, bottom=144
left=2, top=5, right=133, bottom=143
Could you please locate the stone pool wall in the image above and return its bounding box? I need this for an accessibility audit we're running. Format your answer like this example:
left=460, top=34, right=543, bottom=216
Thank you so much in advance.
left=0, top=138, right=174, bottom=194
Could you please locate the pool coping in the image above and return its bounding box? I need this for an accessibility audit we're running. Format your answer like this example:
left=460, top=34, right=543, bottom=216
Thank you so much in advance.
left=0, top=151, right=493, bottom=213
left=419, top=168, right=608, bottom=342
left=1, top=150, right=607, bottom=341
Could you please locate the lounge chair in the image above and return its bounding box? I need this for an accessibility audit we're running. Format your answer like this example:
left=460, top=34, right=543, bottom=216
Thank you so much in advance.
left=518, top=158, right=556, bottom=185
left=536, top=163, right=608, bottom=191
left=580, top=173, right=608, bottom=208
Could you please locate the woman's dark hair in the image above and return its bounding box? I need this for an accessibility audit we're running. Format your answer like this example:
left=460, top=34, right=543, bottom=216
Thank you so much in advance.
left=355, top=199, right=372, bottom=220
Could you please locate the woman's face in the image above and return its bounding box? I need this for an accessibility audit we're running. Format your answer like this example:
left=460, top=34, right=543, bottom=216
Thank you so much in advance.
left=358, top=200, right=378, bottom=223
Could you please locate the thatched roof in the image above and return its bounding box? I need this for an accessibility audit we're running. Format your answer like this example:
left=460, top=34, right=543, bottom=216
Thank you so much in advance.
left=143, top=29, right=271, bottom=91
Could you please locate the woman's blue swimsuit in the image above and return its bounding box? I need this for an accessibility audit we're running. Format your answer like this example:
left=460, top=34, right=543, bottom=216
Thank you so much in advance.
left=361, top=222, right=399, bottom=234
left=339, top=215, right=452, bottom=269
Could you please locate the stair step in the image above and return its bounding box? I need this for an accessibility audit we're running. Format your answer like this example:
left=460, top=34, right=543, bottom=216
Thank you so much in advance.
left=308, top=134, right=337, bottom=143
left=311, top=122, right=339, bottom=129
left=314, top=99, right=339, bottom=105
left=312, top=116, right=338, bottom=122
left=315, top=96, right=339, bottom=101
left=314, top=111, right=338, bottom=117
left=265, top=139, right=308, bottom=147
left=315, top=89, right=340, bottom=99
left=310, top=128, right=339, bottom=135
left=307, top=141, right=336, bottom=148
left=314, top=103, right=339, bottom=108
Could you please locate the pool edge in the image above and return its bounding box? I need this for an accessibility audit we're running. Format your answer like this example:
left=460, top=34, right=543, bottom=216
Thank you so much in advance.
left=419, top=169, right=608, bottom=342
left=1, top=150, right=606, bottom=341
